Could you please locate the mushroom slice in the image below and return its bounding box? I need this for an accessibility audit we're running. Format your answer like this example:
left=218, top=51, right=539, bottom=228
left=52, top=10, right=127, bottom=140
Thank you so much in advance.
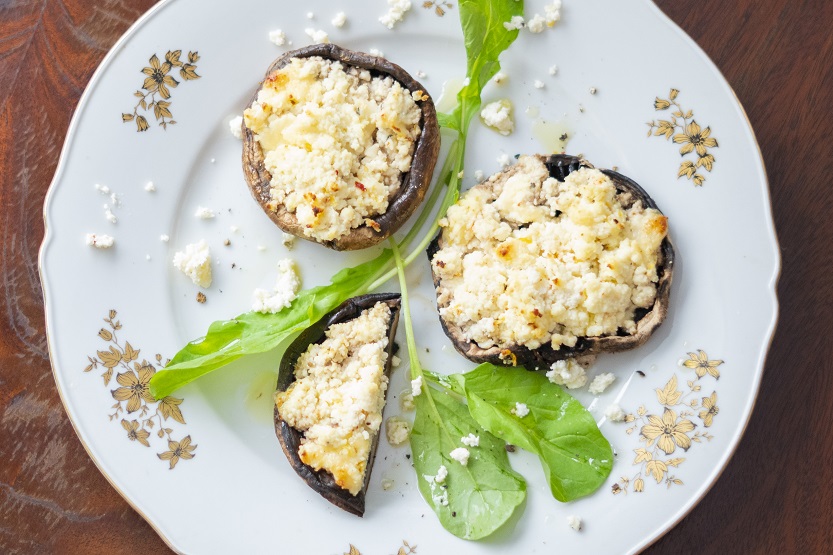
left=242, top=44, right=440, bottom=250
left=429, top=154, right=674, bottom=369
left=274, top=293, right=401, bottom=516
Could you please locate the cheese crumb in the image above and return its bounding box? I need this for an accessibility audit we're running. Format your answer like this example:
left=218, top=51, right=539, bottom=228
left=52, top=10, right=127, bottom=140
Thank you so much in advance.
left=416, top=70, right=427, bottom=79
left=306, top=11, right=314, bottom=19
left=605, top=403, right=626, bottom=422
left=94, top=183, right=110, bottom=195
left=269, top=29, right=287, bottom=46
left=385, top=416, right=411, bottom=446
left=497, top=153, right=511, bottom=167
left=460, top=433, right=480, bottom=447
left=411, top=376, right=423, bottom=397
left=281, top=233, right=295, bottom=250
left=400, top=391, right=415, bottom=411
left=434, top=464, right=448, bottom=484
left=547, top=359, right=587, bottom=389
left=173, top=240, right=212, bottom=288
left=304, top=28, right=330, bottom=44
left=85, top=233, right=114, bottom=249
left=104, top=206, right=117, bottom=224
left=369, top=47, right=384, bottom=57
left=588, top=372, right=616, bottom=395
left=194, top=206, right=215, bottom=220
left=276, top=302, right=392, bottom=495
left=252, top=258, right=301, bottom=313
left=493, top=72, right=508, bottom=85
left=534, top=79, right=545, bottom=89
left=160, top=234, right=169, bottom=242
left=480, top=99, right=514, bottom=136
left=379, top=0, right=411, bottom=29
left=433, top=490, right=449, bottom=506
left=229, top=116, right=243, bottom=139
left=449, top=447, right=470, bottom=466
left=381, top=478, right=395, bottom=491
left=527, top=14, right=546, bottom=33
left=503, top=15, right=524, bottom=31
left=548, top=65, right=558, bottom=76
left=511, top=402, right=530, bottom=418
left=144, top=181, right=156, bottom=192
left=331, top=12, right=347, bottom=27
left=229, top=225, right=239, bottom=234
left=391, top=355, right=401, bottom=368
left=567, top=515, right=582, bottom=531
left=545, top=1, right=562, bottom=26
left=474, top=170, right=485, bottom=182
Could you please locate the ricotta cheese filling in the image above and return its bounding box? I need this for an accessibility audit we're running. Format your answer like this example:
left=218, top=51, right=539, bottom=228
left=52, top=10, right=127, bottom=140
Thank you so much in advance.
left=432, top=156, right=667, bottom=352
left=275, top=302, right=392, bottom=496
left=244, top=56, right=422, bottom=242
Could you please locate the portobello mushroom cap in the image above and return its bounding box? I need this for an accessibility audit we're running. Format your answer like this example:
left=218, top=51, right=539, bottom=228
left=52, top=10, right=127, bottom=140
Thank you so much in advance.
left=274, top=293, right=401, bottom=517
left=428, top=154, right=674, bottom=370
left=242, top=44, right=440, bottom=251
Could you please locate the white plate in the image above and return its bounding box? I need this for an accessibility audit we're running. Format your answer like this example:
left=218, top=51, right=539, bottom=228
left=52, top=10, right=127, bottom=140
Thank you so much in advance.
left=40, top=0, right=779, bottom=553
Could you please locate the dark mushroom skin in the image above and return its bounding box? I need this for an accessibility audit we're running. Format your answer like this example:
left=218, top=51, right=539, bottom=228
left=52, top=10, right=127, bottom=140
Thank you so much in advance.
left=274, top=293, right=401, bottom=517
left=428, top=154, right=674, bottom=370
left=242, top=44, right=440, bottom=251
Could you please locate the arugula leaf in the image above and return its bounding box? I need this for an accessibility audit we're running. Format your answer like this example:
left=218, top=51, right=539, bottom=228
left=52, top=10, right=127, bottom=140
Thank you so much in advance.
left=411, top=386, right=526, bottom=540
left=445, top=364, right=614, bottom=502
left=446, top=0, right=524, bottom=130
left=149, top=251, right=392, bottom=398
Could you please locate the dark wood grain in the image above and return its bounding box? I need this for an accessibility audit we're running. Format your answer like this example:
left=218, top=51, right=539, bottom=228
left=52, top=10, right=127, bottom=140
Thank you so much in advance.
left=0, top=0, right=830, bottom=553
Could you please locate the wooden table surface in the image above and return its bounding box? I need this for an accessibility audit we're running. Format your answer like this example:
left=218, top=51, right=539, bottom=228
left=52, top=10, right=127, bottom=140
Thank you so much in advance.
left=1, top=0, right=829, bottom=553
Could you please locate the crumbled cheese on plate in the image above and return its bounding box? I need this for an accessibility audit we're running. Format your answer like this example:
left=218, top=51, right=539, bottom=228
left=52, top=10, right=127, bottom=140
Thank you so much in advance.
left=480, top=99, right=514, bottom=136
left=269, top=29, right=287, bottom=46
left=331, top=12, right=347, bottom=28
left=567, top=515, right=582, bottom=531
left=194, top=206, right=215, bottom=219
left=304, top=28, right=329, bottom=44
left=252, top=258, right=301, bottom=313
left=379, top=0, right=411, bottom=29
left=588, top=372, right=616, bottom=395
left=229, top=116, right=243, bottom=139
left=385, top=416, right=411, bottom=446
left=547, top=359, right=587, bottom=389
left=605, top=403, right=626, bottom=422
left=85, top=233, right=114, bottom=249
left=172, top=240, right=212, bottom=288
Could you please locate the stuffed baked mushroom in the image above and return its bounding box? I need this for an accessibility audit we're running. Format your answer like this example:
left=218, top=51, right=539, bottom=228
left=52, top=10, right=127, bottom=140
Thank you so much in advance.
left=242, top=44, right=440, bottom=250
left=274, top=293, right=401, bottom=516
left=429, top=154, right=674, bottom=369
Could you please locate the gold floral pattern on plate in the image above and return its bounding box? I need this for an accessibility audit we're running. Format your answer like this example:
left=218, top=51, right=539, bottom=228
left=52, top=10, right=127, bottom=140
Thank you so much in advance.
left=647, top=89, right=719, bottom=186
left=612, top=350, right=724, bottom=494
left=122, top=50, right=201, bottom=132
left=422, top=1, right=453, bottom=17
left=83, top=310, right=197, bottom=469
left=345, top=540, right=416, bottom=555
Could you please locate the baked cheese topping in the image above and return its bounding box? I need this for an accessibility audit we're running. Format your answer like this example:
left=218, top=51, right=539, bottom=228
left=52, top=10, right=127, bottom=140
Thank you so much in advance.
left=432, top=156, right=667, bottom=352
left=244, top=57, right=422, bottom=242
left=275, top=302, right=392, bottom=495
